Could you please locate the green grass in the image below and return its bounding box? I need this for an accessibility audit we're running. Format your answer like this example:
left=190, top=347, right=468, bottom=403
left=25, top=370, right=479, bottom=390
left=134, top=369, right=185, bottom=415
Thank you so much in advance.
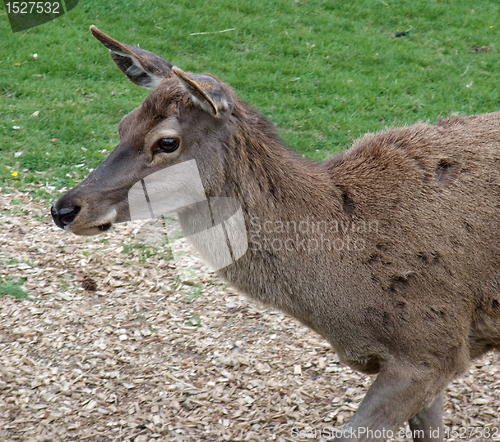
left=0, top=277, right=30, bottom=300
left=1, top=0, right=500, bottom=196
left=122, top=241, right=156, bottom=264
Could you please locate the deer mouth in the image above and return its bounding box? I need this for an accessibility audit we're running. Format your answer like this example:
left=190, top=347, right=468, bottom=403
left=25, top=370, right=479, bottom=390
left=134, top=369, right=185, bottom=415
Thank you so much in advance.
left=66, top=209, right=117, bottom=236
left=98, top=222, right=113, bottom=231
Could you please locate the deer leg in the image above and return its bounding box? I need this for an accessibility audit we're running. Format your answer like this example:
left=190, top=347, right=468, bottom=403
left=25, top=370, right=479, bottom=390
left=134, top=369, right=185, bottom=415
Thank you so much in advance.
left=335, top=363, right=446, bottom=442
left=408, top=393, right=444, bottom=442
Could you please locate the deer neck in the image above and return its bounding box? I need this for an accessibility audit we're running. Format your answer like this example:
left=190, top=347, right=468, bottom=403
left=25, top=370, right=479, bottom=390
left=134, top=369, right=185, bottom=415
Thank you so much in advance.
left=222, top=108, right=343, bottom=228
left=209, top=108, right=352, bottom=321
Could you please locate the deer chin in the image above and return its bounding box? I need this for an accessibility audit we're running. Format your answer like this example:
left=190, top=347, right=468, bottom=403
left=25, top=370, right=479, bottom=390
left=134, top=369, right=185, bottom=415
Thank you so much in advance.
left=67, top=223, right=113, bottom=236
left=67, top=209, right=117, bottom=236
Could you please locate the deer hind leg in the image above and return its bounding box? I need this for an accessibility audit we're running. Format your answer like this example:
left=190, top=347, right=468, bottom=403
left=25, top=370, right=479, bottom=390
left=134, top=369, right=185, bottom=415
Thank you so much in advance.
left=335, top=362, right=448, bottom=442
left=408, top=393, right=444, bottom=442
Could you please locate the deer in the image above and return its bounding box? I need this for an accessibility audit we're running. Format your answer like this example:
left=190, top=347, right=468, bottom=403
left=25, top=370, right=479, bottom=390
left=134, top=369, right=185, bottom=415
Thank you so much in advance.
left=51, top=26, right=500, bottom=441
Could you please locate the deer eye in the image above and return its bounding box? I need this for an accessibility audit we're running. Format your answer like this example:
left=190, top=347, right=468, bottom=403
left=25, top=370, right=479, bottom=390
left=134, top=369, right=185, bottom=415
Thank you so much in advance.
left=157, top=137, right=179, bottom=153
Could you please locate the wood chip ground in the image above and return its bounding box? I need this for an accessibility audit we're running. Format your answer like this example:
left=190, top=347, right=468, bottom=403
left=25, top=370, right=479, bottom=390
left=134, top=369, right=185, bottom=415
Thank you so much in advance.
left=0, top=191, right=499, bottom=441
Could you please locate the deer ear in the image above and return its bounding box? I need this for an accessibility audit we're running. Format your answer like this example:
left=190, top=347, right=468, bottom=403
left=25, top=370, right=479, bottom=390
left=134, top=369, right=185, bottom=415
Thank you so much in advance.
left=172, top=67, right=234, bottom=120
left=90, top=26, right=172, bottom=89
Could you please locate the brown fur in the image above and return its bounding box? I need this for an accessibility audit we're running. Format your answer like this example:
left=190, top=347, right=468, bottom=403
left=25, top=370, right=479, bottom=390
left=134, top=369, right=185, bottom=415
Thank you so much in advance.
left=52, top=28, right=500, bottom=441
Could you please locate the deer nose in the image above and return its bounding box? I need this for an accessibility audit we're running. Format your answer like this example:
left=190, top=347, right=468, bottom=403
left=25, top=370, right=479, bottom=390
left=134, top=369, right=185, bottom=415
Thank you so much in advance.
left=51, top=205, right=81, bottom=229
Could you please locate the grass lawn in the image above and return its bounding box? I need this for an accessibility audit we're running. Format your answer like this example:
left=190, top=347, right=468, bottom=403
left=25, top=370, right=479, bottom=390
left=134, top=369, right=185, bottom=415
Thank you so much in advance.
left=1, top=0, right=499, bottom=198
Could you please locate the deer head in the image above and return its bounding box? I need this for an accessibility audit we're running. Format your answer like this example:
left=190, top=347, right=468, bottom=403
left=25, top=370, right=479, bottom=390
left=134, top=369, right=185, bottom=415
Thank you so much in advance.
left=51, top=26, right=235, bottom=236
